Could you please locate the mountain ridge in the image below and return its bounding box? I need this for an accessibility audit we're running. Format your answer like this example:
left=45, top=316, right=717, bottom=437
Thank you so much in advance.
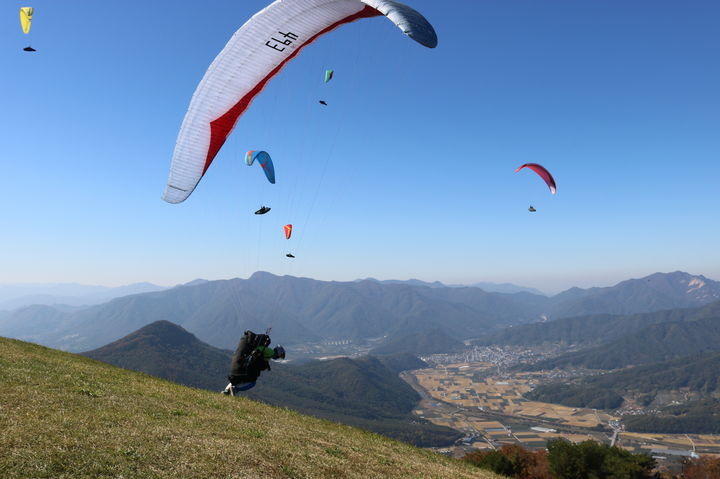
left=360, top=277, right=547, bottom=295
left=477, top=300, right=720, bottom=348
left=2, top=271, right=718, bottom=354
left=525, top=313, right=720, bottom=371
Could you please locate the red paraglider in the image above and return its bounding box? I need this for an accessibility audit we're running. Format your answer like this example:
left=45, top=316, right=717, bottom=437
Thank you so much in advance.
left=515, top=163, right=556, bottom=195
left=284, top=224, right=293, bottom=240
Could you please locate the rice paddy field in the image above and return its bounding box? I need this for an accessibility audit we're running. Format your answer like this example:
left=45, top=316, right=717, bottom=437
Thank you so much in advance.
left=407, top=362, right=720, bottom=457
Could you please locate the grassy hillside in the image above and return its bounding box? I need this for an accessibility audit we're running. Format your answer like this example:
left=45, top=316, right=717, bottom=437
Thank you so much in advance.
left=246, top=356, right=461, bottom=447
left=0, top=337, right=496, bottom=478
left=82, top=321, right=459, bottom=447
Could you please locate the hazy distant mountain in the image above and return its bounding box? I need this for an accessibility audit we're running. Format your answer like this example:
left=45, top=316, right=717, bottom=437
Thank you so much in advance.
left=376, top=272, right=720, bottom=321
left=0, top=272, right=544, bottom=352
left=180, top=279, right=209, bottom=287
left=3, top=271, right=719, bottom=354
left=363, top=278, right=447, bottom=288
left=0, top=277, right=319, bottom=352
left=0, top=282, right=167, bottom=310
left=548, top=271, right=720, bottom=318
left=467, top=282, right=547, bottom=295
left=0, top=305, right=72, bottom=341
left=83, top=321, right=458, bottom=446
left=362, top=277, right=546, bottom=295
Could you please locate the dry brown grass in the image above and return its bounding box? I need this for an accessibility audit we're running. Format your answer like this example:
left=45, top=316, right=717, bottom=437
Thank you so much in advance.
left=0, top=338, right=499, bottom=478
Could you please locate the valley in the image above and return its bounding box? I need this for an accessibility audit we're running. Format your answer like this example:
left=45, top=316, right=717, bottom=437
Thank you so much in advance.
left=402, top=349, right=720, bottom=464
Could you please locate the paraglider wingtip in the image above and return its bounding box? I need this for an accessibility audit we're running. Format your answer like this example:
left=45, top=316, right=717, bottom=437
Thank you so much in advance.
left=162, top=193, right=184, bottom=204
left=418, top=36, right=438, bottom=49
left=406, top=29, right=438, bottom=49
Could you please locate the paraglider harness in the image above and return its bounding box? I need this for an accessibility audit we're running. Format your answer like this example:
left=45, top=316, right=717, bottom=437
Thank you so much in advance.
left=228, top=330, right=272, bottom=386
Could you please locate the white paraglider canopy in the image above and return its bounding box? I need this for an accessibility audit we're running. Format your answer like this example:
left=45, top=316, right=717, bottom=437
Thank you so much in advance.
left=162, top=0, right=437, bottom=204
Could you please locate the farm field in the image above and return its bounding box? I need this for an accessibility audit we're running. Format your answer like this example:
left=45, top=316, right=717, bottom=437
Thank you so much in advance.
left=412, top=362, right=617, bottom=428
left=405, top=362, right=720, bottom=459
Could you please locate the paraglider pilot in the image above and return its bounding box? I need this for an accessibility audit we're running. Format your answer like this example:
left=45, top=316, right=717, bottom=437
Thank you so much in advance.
left=222, top=330, right=285, bottom=395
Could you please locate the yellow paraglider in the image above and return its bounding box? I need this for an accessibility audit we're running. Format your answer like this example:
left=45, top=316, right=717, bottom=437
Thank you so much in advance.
left=20, top=7, right=33, bottom=34
left=19, top=7, right=36, bottom=52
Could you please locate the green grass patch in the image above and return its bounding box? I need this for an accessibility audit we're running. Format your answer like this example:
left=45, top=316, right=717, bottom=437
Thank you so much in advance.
left=0, top=337, right=497, bottom=479
left=324, top=447, right=344, bottom=458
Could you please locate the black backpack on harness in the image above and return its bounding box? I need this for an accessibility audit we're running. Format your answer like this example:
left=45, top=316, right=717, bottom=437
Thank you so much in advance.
left=228, top=330, right=271, bottom=385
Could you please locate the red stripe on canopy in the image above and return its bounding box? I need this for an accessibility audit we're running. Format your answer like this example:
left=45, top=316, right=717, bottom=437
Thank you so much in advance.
left=203, top=5, right=382, bottom=175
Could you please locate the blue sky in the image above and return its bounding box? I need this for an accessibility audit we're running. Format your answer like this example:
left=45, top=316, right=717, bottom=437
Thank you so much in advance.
left=1, top=1, right=718, bottom=293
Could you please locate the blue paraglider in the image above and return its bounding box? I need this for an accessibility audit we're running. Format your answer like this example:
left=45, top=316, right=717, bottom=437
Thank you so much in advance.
left=245, top=150, right=276, bottom=184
